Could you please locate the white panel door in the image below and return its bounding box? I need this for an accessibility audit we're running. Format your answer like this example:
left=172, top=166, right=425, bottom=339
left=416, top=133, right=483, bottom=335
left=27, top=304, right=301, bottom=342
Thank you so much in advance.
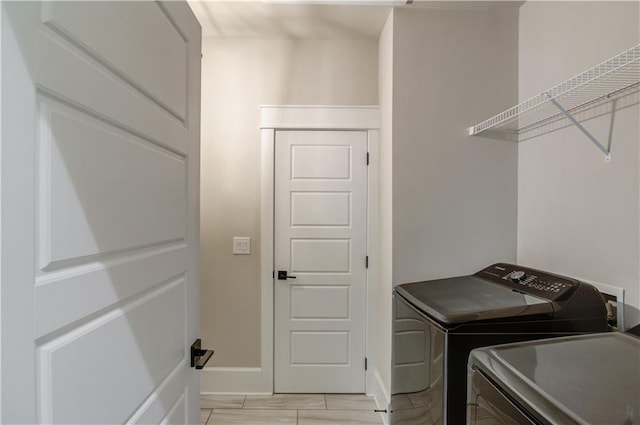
left=1, top=2, right=201, bottom=423
left=274, top=130, right=367, bottom=393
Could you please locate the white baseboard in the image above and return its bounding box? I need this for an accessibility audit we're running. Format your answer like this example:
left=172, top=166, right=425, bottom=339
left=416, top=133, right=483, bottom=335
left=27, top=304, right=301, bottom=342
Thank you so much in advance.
left=200, top=367, right=271, bottom=394
left=367, top=369, right=390, bottom=425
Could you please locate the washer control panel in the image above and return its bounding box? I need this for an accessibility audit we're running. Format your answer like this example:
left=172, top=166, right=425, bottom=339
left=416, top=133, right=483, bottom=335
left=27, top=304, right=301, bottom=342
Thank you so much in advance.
left=476, top=263, right=578, bottom=300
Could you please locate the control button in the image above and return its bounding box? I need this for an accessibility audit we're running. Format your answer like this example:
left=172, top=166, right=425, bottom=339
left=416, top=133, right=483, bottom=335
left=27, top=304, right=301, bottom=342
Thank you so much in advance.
left=510, top=271, right=526, bottom=282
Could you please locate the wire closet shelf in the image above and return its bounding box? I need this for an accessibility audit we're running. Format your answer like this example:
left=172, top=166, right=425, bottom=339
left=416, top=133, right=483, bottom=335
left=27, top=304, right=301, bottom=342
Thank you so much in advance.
left=468, top=44, right=640, bottom=160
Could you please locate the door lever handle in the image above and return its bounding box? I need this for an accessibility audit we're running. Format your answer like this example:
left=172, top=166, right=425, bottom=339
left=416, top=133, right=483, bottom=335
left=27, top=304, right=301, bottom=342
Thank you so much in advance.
left=277, top=270, right=297, bottom=280
left=190, top=339, right=214, bottom=369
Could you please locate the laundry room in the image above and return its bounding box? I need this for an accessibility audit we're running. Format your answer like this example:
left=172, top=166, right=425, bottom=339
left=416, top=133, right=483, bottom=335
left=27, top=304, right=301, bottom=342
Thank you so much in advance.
left=194, top=1, right=640, bottom=420
left=192, top=0, right=639, bottom=423
left=0, top=1, right=637, bottom=424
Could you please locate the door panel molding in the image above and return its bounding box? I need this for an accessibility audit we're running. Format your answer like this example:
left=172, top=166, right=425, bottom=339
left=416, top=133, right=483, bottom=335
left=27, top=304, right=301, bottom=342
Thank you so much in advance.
left=35, top=27, right=187, bottom=154
left=37, top=279, right=185, bottom=424
left=34, top=245, right=187, bottom=338
left=37, top=99, right=187, bottom=269
left=42, top=1, right=188, bottom=121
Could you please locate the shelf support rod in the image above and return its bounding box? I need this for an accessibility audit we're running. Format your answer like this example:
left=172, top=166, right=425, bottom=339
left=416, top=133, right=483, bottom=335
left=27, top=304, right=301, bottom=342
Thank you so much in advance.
left=547, top=95, right=611, bottom=162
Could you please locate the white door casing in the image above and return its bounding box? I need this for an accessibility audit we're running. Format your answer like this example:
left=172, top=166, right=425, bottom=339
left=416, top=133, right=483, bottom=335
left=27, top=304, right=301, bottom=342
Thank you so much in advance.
left=1, top=2, right=201, bottom=423
left=274, top=130, right=368, bottom=393
left=258, top=106, right=380, bottom=398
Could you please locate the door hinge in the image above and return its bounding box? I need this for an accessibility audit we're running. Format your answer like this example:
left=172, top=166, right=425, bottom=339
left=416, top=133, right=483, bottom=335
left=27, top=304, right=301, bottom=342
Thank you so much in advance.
left=365, top=357, right=368, bottom=371
left=366, top=152, right=370, bottom=165
left=366, top=256, right=369, bottom=269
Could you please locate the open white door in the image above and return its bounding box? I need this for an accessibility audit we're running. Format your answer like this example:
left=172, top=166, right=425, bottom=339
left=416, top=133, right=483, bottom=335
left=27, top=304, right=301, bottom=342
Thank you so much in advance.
left=1, top=2, right=202, bottom=423
left=274, top=130, right=368, bottom=393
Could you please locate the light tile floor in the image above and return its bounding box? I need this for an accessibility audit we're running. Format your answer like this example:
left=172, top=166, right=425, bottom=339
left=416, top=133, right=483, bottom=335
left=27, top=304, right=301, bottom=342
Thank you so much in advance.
left=201, top=394, right=383, bottom=425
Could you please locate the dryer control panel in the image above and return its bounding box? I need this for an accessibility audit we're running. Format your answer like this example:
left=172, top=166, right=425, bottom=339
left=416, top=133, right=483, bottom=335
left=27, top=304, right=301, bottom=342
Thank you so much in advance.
left=476, top=263, right=578, bottom=300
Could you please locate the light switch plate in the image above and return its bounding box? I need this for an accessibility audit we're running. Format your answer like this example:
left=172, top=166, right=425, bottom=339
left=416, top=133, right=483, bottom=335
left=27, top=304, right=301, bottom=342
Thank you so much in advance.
left=233, top=237, right=251, bottom=255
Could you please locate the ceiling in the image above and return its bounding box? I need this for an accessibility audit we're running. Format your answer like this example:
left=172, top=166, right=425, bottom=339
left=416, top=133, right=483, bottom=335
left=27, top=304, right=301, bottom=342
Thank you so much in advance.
left=187, top=1, right=393, bottom=39
left=187, top=1, right=523, bottom=40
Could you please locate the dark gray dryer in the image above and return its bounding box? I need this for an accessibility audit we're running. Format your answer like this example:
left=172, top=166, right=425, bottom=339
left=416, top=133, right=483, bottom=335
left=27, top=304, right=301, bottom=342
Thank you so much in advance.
left=390, top=263, right=608, bottom=425
left=467, top=331, right=640, bottom=424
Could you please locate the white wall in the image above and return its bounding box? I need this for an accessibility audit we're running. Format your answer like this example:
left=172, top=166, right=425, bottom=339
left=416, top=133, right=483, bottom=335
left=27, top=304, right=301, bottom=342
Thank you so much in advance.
left=518, top=1, right=640, bottom=328
left=391, top=6, right=519, bottom=285
left=200, top=38, right=378, bottom=369
left=370, top=4, right=519, bottom=403
left=375, top=9, right=394, bottom=406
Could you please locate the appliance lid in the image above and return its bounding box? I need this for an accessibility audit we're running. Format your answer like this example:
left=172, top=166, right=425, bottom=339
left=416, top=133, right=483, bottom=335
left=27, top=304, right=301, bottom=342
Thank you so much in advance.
left=469, top=332, right=640, bottom=425
left=395, top=275, right=552, bottom=325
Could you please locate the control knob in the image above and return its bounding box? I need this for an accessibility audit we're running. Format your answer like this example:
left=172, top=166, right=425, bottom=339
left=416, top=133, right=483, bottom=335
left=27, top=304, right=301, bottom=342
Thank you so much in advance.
left=510, top=271, right=526, bottom=282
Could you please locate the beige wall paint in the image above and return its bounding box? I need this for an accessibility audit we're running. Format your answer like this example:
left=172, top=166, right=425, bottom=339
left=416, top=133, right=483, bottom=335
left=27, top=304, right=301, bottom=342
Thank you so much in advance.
left=200, top=38, right=378, bottom=367
left=391, top=6, right=519, bottom=286
left=518, top=1, right=640, bottom=328
left=376, top=9, right=394, bottom=400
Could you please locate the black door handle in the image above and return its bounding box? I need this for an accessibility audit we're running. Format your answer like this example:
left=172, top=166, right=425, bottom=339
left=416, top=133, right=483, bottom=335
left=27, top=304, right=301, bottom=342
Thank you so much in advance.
left=190, top=339, right=214, bottom=369
left=277, top=270, right=297, bottom=280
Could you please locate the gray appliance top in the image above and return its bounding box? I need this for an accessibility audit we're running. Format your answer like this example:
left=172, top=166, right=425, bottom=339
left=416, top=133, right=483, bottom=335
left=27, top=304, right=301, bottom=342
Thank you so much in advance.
left=395, top=275, right=552, bottom=325
left=469, top=332, right=640, bottom=425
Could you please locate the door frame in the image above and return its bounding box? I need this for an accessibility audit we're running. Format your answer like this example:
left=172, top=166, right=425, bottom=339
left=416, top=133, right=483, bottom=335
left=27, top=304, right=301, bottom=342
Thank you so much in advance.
left=260, top=105, right=380, bottom=394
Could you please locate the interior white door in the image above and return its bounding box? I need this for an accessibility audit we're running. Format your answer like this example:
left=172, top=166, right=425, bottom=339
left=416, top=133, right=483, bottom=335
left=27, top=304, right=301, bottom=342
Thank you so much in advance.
left=1, top=2, right=201, bottom=423
left=274, top=130, right=368, bottom=393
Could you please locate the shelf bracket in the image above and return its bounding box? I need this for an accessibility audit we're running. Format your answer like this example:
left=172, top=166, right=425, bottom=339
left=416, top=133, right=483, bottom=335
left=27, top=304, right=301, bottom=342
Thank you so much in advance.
left=546, top=94, right=611, bottom=162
